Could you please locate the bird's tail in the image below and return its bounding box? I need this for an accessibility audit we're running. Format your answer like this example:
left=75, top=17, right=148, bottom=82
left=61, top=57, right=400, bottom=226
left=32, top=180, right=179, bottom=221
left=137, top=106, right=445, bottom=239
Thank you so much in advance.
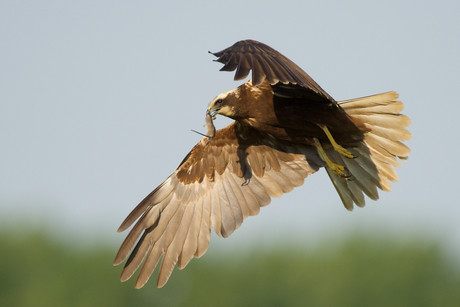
left=324, top=91, right=411, bottom=210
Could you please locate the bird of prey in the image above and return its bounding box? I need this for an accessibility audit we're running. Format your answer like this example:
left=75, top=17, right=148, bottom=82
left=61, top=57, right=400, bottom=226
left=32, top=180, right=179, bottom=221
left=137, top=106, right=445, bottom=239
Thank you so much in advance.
left=114, top=40, right=411, bottom=288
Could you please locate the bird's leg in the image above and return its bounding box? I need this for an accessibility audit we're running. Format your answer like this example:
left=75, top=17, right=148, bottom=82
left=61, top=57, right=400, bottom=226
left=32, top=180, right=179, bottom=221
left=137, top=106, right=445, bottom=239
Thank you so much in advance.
left=313, top=138, right=352, bottom=180
left=317, top=124, right=357, bottom=159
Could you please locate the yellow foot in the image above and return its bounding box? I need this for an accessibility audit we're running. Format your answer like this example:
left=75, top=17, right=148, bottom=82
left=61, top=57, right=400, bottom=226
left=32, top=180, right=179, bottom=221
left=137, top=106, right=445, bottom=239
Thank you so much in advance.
left=328, top=162, right=353, bottom=179
left=318, top=124, right=357, bottom=159
left=332, top=143, right=356, bottom=159
left=314, top=138, right=354, bottom=180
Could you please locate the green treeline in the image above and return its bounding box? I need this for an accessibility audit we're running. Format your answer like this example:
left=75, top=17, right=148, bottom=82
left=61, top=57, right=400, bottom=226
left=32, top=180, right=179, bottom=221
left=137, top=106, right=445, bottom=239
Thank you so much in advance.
left=1, top=228, right=459, bottom=307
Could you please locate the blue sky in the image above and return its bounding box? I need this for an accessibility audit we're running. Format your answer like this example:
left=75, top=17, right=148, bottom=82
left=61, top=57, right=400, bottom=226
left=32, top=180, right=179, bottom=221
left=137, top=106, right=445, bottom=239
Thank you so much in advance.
left=1, top=1, right=459, bottom=255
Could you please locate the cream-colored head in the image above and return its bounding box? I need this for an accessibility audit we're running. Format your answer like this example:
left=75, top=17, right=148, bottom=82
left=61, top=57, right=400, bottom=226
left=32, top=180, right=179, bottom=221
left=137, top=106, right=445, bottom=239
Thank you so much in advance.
left=207, top=88, right=240, bottom=118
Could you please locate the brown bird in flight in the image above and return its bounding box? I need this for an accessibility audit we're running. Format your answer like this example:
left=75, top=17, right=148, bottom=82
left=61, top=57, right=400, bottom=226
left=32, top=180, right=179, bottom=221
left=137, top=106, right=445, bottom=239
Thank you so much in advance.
left=114, top=40, right=411, bottom=288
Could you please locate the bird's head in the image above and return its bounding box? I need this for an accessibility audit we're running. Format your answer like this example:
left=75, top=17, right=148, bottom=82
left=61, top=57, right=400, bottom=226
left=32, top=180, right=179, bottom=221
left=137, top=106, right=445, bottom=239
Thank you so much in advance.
left=207, top=88, right=239, bottom=119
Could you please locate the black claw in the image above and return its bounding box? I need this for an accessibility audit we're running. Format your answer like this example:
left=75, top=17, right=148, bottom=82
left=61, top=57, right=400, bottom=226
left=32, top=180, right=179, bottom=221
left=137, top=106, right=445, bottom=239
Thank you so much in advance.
left=341, top=167, right=356, bottom=181
left=339, top=167, right=352, bottom=179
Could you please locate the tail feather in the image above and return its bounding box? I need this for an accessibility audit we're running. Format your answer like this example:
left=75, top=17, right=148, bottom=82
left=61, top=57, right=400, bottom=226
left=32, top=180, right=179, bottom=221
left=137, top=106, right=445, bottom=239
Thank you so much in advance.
left=326, top=91, right=411, bottom=210
left=363, top=125, right=411, bottom=142
left=365, top=133, right=411, bottom=158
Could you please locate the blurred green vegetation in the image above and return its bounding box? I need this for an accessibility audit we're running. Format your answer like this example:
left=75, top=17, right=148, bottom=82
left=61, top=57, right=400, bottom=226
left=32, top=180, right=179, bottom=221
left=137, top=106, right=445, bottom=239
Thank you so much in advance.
left=1, top=227, right=459, bottom=307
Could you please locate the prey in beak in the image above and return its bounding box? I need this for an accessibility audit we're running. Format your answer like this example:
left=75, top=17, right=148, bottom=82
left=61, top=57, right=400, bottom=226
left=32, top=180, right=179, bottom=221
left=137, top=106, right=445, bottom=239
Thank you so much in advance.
left=191, top=110, right=216, bottom=146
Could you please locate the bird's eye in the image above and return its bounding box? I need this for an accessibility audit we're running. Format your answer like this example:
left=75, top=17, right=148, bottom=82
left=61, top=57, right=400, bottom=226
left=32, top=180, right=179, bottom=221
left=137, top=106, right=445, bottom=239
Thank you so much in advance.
left=216, top=99, right=223, bottom=104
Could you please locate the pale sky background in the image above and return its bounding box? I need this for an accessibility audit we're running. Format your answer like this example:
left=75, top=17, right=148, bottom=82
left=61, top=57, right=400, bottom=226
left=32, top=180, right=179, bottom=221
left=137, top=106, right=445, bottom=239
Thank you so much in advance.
left=1, top=1, right=459, bottom=256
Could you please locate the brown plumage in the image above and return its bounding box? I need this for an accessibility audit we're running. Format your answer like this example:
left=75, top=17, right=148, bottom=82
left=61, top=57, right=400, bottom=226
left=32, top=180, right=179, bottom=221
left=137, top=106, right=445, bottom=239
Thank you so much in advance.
left=114, top=40, right=411, bottom=288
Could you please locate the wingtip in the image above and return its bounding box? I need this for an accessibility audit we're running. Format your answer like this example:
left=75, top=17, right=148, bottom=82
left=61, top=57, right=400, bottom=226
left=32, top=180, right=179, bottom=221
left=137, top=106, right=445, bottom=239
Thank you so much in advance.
left=157, top=280, right=166, bottom=289
left=113, top=253, right=125, bottom=267
left=116, top=219, right=133, bottom=233
left=208, top=50, right=220, bottom=58
left=134, top=275, right=150, bottom=289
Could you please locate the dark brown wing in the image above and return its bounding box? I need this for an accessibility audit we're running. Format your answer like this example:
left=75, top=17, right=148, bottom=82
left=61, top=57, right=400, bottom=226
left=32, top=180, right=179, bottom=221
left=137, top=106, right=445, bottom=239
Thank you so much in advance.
left=114, top=122, right=325, bottom=288
left=210, top=39, right=335, bottom=103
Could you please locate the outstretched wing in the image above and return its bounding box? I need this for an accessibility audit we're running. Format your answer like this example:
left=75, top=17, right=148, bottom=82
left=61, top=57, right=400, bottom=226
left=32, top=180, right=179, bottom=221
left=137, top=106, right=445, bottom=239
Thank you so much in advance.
left=114, top=122, right=325, bottom=288
left=210, top=39, right=335, bottom=103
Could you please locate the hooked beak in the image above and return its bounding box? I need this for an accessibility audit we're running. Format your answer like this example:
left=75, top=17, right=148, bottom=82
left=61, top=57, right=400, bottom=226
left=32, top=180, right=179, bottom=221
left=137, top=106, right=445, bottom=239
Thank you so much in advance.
left=206, top=109, right=217, bottom=120
left=207, top=103, right=220, bottom=117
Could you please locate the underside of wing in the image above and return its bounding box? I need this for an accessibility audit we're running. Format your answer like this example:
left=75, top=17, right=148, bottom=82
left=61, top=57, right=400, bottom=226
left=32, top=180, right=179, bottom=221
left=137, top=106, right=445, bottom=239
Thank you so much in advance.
left=210, top=39, right=335, bottom=103
left=114, top=122, right=325, bottom=288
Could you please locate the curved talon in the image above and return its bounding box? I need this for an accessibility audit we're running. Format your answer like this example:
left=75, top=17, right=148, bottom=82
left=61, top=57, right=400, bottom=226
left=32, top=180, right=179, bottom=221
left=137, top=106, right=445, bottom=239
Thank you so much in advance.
left=341, top=168, right=356, bottom=181
left=333, top=166, right=356, bottom=181
left=329, top=162, right=351, bottom=179
left=340, top=167, right=351, bottom=178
